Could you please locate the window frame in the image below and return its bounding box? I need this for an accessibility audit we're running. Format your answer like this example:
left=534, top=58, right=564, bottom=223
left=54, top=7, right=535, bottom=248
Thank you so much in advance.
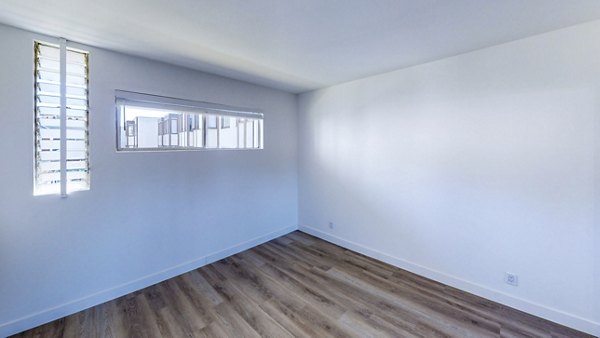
left=115, top=90, right=264, bottom=152
left=33, top=39, right=90, bottom=197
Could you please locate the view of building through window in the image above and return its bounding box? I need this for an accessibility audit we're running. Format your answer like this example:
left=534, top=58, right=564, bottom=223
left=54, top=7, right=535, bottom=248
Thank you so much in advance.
left=117, top=104, right=263, bottom=150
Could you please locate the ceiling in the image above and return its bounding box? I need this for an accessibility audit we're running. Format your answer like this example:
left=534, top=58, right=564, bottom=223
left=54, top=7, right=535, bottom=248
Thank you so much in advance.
left=1, top=1, right=600, bottom=93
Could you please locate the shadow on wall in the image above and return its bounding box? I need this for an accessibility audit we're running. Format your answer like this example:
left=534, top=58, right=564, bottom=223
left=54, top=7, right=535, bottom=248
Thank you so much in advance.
left=299, top=80, right=597, bottom=327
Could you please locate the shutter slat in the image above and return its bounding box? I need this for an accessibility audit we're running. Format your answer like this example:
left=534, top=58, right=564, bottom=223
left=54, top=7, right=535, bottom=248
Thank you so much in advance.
left=37, top=79, right=87, bottom=89
left=37, top=67, right=88, bottom=78
left=36, top=91, right=88, bottom=101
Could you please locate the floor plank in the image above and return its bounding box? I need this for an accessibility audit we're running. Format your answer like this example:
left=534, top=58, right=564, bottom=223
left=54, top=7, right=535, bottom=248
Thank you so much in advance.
left=11, top=231, right=595, bottom=338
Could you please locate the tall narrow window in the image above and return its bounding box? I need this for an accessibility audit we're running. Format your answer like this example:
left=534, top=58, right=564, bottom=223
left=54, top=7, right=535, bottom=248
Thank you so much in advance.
left=34, top=41, right=90, bottom=196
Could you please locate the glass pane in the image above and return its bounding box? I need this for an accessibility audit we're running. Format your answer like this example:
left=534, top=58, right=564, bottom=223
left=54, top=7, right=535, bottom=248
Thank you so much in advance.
left=66, top=86, right=87, bottom=98
left=67, top=63, right=86, bottom=74
left=219, top=116, right=238, bottom=148
left=38, top=150, right=60, bottom=162
left=38, top=160, right=60, bottom=173
left=38, top=94, right=60, bottom=106
left=38, top=82, right=60, bottom=94
left=39, top=139, right=60, bottom=150
left=66, top=129, right=86, bottom=140
left=66, top=107, right=87, bottom=119
left=66, top=49, right=85, bottom=64
left=253, top=119, right=260, bottom=148
left=38, top=57, right=60, bottom=71
left=206, top=115, right=218, bottom=129
left=66, top=150, right=87, bottom=161
left=67, top=159, right=87, bottom=170
left=67, top=97, right=87, bottom=109
left=66, top=74, right=86, bottom=86
left=66, top=169, right=89, bottom=194
left=245, top=120, right=254, bottom=148
left=39, top=117, right=60, bottom=129
left=39, top=44, right=60, bottom=59
left=39, top=128, right=60, bottom=140
left=66, top=119, right=86, bottom=130
left=116, top=101, right=263, bottom=151
left=37, top=69, right=60, bottom=83
left=38, top=106, right=60, bottom=117
left=205, top=119, right=218, bottom=149
left=35, top=181, right=61, bottom=196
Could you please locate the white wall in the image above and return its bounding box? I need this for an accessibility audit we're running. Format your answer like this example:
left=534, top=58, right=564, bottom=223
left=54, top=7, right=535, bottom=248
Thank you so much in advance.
left=299, top=21, right=600, bottom=335
left=0, top=24, right=297, bottom=336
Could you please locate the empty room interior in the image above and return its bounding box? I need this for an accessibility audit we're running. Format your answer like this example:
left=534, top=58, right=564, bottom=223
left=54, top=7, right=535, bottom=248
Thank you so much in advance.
left=0, top=1, right=599, bottom=337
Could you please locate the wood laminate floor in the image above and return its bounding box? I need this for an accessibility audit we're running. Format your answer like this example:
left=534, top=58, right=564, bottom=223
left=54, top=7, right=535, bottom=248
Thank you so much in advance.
left=12, top=231, right=594, bottom=338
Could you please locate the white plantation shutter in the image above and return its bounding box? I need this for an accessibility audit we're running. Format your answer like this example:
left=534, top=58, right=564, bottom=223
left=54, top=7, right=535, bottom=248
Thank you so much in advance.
left=34, top=41, right=90, bottom=196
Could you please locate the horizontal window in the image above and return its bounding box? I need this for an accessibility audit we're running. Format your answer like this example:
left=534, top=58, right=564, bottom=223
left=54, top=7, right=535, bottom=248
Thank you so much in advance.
left=115, top=91, right=263, bottom=151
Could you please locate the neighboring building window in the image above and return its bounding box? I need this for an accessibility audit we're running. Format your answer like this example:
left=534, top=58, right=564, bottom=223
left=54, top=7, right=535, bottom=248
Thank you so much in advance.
left=34, top=41, right=90, bottom=196
left=115, top=91, right=263, bottom=151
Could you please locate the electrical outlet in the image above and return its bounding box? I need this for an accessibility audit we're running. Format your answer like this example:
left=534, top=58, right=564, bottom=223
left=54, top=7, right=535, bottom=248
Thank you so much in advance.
left=505, top=272, right=518, bottom=286
left=328, top=221, right=334, bottom=229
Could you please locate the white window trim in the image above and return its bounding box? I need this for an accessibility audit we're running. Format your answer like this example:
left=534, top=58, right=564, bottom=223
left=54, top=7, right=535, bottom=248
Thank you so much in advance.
left=59, top=38, right=67, bottom=197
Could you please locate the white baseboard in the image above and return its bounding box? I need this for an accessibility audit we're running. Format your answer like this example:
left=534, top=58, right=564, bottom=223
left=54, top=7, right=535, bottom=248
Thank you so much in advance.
left=299, top=225, right=599, bottom=337
left=0, top=225, right=297, bottom=338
